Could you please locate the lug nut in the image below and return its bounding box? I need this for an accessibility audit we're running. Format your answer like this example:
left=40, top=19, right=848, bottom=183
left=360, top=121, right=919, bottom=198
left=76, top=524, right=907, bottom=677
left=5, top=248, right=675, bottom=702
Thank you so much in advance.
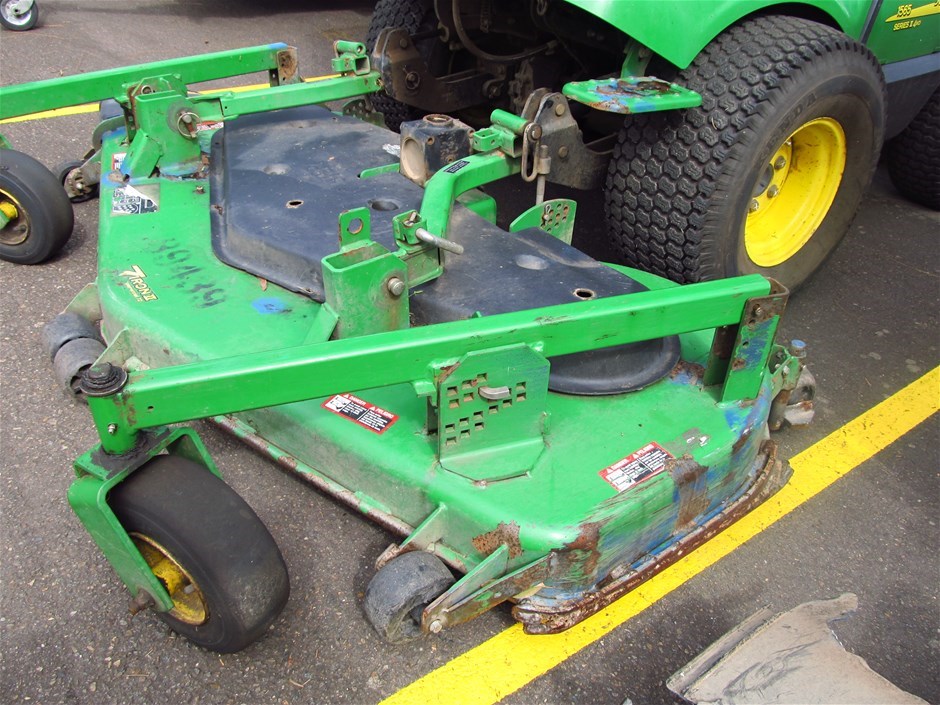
left=767, top=185, right=780, bottom=199
left=773, top=156, right=787, bottom=170
left=749, top=199, right=760, bottom=213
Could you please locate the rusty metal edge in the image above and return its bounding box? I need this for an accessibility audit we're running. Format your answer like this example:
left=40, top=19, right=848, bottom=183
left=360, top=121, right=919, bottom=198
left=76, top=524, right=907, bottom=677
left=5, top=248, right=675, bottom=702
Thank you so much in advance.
left=512, top=440, right=788, bottom=633
left=210, top=415, right=465, bottom=573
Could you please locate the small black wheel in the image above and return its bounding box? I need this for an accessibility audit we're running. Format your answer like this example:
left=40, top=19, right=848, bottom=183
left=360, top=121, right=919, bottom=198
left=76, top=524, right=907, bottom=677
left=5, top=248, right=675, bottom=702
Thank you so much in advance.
left=0, top=149, right=74, bottom=264
left=366, top=0, right=436, bottom=132
left=605, top=16, right=885, bottom=291
left=42, top=312, right=102, bottom=361
left=56, top=160, right=99, bottom=203
left=110, top=455, right=290, bottom=653
left=886, top=89, right=940, bottom=210
left=53, top=337, right=106, bottom=400
left=0, top=0, right=38, bottom=30
left=364, top=551, right=454, bottom=643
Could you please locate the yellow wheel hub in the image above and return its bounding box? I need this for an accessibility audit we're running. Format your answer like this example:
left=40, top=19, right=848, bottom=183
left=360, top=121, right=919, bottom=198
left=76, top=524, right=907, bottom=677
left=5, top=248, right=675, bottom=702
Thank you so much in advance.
left=745, top=117, right=846, bottom=268
left=130, top=533, right=209, bottom=625
left=0, top=191, right=28, bottom=246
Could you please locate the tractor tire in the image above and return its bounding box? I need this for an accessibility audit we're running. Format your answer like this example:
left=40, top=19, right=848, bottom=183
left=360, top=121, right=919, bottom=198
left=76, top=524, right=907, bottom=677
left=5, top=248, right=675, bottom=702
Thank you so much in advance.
left=605, top=15, right=885, bottom=291
left=0, top=149, right=74, bottom=264
left=366, top=0, right=435, bottom=132
left=886, top=89, right=940, bottom=210
left=110, top=455, right=290, bottom=653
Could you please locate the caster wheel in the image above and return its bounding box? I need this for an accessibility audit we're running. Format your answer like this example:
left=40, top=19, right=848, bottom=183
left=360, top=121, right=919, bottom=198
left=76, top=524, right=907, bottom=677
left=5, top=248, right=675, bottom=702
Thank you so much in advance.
left=0, top=149, right=73, bottom=264
left=41, top=312, right=102, bottom=361
left=53, top=337, right=105, bottom=400
left=364, top=551, right=454, bottom=643
left=0, top=0, right=38, bottom=30
left=56, top=160, right=98, bottom=203
left=110, top=455, right=290, bottom=653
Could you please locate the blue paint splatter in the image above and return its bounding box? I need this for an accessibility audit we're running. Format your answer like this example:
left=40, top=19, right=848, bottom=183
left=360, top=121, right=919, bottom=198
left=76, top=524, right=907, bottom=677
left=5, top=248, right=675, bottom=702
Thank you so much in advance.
left=252, top=297, right=289, bottom=314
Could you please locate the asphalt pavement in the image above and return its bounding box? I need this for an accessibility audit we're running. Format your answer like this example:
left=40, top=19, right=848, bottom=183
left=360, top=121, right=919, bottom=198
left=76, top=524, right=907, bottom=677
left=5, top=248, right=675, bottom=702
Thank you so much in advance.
left=1, top=2, right=938, bottom=704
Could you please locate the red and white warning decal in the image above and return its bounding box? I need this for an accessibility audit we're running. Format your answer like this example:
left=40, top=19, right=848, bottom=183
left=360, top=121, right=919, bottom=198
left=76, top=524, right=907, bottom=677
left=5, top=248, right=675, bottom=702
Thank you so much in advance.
left=322, top=393, right=399, bottom=434
left=599, top=441, right=674, bottom=493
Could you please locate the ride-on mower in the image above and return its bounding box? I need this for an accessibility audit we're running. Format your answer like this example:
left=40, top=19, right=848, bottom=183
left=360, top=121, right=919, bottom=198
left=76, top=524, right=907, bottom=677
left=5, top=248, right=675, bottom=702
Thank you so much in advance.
left=0, top=39, right=818, bottom=652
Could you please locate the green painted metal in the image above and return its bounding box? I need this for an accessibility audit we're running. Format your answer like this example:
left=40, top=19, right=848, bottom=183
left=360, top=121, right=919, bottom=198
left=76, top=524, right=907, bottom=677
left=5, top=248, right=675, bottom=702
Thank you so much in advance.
left=563, top=1, right=865, bottom=69
left=21, top=42, right=810, bottom=637
left=115, top=71, right=380, bottom=178
left=562, top=76, right=701, bottom=114
left=436, top=345, right=550, bottom=481
left=322, top=209, right=410, bottom=339
left=489, top=109, right=529, bottom=135
left=68, top=427, right=219, bottom=613
left=509, top=198, right=577, bottom=244
left=866, top=1, right=940, bottom=64
left=331, top=40, right=371, bottom=75
left=83, top=272, right=771, bottom=455
left=0, top=43, right=297, bottom=120
left=419, top=151, right=518, bottom=240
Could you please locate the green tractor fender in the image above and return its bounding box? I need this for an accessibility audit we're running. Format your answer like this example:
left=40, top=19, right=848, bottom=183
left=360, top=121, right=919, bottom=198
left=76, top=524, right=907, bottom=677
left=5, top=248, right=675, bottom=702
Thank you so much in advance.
left=565, top=0, right=865, bottom=70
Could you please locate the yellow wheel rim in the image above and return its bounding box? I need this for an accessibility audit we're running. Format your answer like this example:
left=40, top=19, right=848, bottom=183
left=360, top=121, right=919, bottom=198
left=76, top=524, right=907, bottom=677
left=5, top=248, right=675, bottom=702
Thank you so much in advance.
left=0, top=191, right=28, bottom=246
left=745, top=117, right=846, bottom=268
left=130, top=533, right=209, bottom=625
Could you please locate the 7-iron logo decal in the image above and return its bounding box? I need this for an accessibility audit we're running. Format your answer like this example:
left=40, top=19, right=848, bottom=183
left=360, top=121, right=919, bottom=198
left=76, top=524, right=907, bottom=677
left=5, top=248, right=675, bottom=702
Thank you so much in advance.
left=119, top=265, right=159, bottom=303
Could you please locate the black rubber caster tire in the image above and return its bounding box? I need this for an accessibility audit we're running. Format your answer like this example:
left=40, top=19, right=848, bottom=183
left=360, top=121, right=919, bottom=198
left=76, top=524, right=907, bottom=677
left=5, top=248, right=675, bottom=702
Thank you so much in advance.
left=0, top=149, right=74, bottom=264
left=52, top=337, right=106, bottom=400
left=364, top=551, right=454, bottom=643
left=41, top=312, right=102, bottom=361
left=886, top=89, right=940, bottom=210
left=110, top=455, right=290, bottom=653
left=0, top=0, right=38, bottom=30
left=56, top=160, right=99, bottom=203
left=605, top=15, right=885, bottom=291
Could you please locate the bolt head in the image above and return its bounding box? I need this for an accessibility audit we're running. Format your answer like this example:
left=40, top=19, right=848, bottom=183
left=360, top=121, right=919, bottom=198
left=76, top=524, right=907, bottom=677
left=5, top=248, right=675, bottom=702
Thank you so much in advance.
left=428, top=619, right=443, bottom=634
left=788, top=339, right=807, bottom=358
left=554, top=103, right=565, bottom=116
left=387, top=277, right=406, bottom=297
left=558, top=146, right=569, bottom=159
left=85, top=362, right=115, bottom=383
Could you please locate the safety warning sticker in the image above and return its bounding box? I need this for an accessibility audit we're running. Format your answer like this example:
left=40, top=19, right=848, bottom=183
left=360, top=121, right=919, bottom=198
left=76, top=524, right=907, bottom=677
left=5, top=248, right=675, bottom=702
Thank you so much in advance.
left=112, top=183, right=159, bottom=215
left=322, top=393, right=399, bottom=434
left=599, top=441, right=674, bottom=492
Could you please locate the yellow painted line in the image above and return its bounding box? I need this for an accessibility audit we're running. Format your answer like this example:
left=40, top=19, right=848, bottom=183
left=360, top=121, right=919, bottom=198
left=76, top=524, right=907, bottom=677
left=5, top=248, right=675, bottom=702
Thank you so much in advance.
left=0, top=74, right=340, bottom=125
left=382, top=367, right=940, bottom=705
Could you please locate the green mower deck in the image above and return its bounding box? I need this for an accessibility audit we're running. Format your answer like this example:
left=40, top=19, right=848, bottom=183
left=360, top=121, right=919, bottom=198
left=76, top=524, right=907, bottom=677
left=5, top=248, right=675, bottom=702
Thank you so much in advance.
left=0, top=43, right=814, bottom=650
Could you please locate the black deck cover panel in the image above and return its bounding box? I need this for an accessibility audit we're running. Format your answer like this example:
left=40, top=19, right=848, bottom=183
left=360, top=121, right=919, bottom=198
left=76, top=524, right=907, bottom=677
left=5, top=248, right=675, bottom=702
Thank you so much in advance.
left=210, top=106, right=679, bottom=394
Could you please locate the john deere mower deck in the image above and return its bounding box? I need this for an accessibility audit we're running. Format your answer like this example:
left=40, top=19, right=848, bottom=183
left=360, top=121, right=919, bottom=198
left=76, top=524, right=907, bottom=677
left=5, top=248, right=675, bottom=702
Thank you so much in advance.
left=0, top=43, right=814, bottom=651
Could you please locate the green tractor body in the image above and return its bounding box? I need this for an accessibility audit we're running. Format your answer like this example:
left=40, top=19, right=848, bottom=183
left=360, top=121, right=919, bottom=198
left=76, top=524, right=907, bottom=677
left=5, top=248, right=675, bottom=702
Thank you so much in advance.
left=370, top=0, right=940, bottom=288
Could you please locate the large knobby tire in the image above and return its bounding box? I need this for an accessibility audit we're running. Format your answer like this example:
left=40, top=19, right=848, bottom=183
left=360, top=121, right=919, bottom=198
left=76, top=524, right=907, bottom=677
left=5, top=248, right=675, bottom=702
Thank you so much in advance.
left=110, top=455, right=290, bottom=653
left=886, top=89, right=940, bottom=210
left=364, top=551, right=454, bottom=643
left=605, top=16, right=885, bottom=291
left=0, top=149, right=74, bottom=264
left=366, top=0, right=435, bottom=132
